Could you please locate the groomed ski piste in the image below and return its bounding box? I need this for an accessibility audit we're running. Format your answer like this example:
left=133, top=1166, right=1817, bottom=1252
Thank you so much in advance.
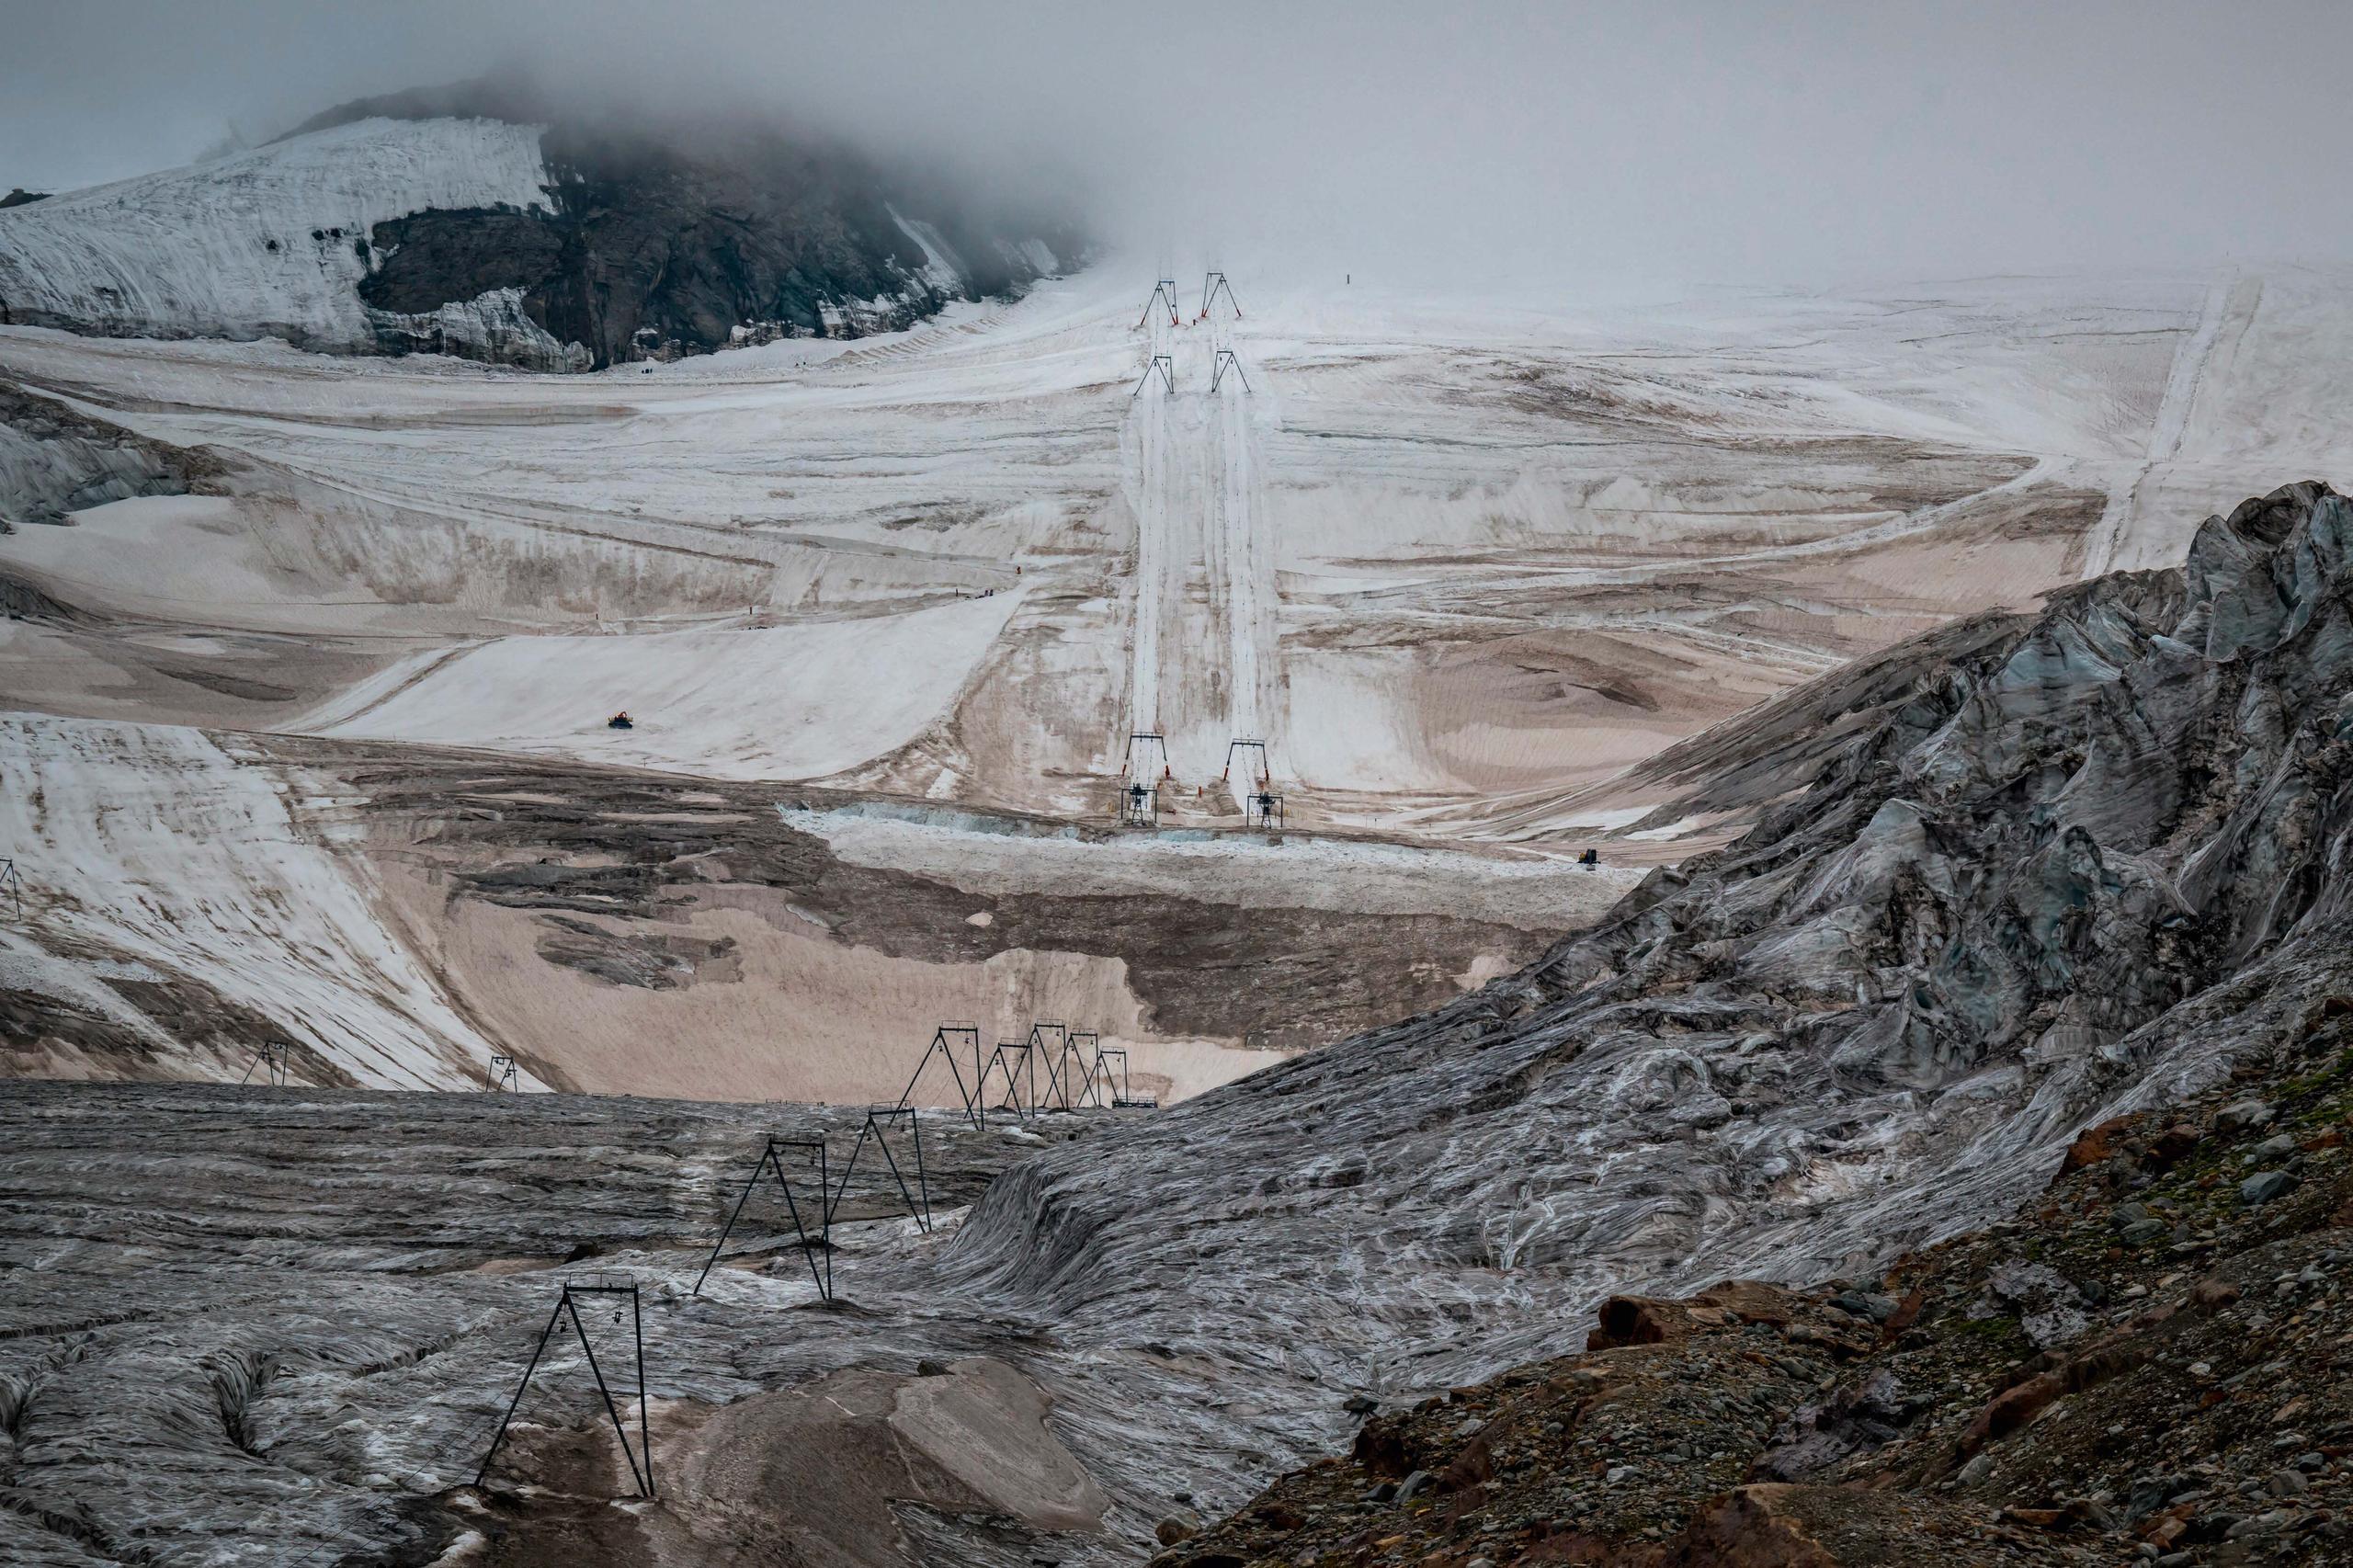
left=7, top=206, right=2353, bottom=1094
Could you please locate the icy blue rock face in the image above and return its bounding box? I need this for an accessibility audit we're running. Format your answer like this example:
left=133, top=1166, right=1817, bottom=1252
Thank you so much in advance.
left=943, top=481, right=2353, bottom=1527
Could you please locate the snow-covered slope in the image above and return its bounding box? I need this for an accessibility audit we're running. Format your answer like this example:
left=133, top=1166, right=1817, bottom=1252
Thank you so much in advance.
left=0, top=715, right=504, bottom=1087
left=0, top=117, right=555, bottom=352
left=301, top=591, right=1026, bottom=779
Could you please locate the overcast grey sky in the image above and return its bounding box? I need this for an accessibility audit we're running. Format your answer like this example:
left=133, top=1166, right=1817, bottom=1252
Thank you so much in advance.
left=3, top=0, right=2347, bottom=289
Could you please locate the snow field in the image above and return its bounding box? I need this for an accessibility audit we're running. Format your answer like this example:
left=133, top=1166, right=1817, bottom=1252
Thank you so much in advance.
left=301, top=590, right=1026, bottom=780
left=8, top=260, right=2353, bottom=840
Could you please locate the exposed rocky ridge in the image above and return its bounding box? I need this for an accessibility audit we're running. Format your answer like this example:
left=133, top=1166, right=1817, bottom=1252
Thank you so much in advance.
left=0, top=378, right=226, bottom=529
left=929, top=481, right=2353, bottom=1531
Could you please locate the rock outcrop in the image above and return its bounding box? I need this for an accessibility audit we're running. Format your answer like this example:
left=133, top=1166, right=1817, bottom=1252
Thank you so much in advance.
left=1157, top=996, right=2353, bottom=1565
left=335, top=84, right=1082, bottom=369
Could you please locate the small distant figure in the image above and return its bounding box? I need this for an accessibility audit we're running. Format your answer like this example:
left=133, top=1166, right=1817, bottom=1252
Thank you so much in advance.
left=1578, top=846, right=1600, bottom=867
left=608, top=711, right=634, bottom=731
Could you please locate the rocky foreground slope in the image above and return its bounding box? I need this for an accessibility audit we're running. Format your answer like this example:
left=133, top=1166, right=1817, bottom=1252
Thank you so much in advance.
left=1158, top=1013, right=2353, bottom=1565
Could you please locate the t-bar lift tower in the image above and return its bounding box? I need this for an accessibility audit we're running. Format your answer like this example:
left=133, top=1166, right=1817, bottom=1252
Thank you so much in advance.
left=1139, top=278, right=1182, bottom=329
left=477, top=1272, right=652, bottom=1499
left=895, top=1022, right=984, bottom=1126
left=1199, top=271, right=1241, bottom=322
left=1128, top=731, right=1172, bottom=782
left=1132, top=355, right=1175, bottom=397
left=694, top=1136, right=834, bottom=1299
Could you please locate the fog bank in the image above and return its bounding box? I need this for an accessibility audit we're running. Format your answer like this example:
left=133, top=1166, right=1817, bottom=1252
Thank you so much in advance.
left=5, top=0, right=2349, bottom=290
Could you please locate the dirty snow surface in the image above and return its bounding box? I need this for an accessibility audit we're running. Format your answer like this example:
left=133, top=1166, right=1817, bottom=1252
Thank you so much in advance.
left=3, top=259, right=2352, bottom=1099
left=8, top=263, right=2353, bottom=839
left=0, top=715, right=500, bottom=1085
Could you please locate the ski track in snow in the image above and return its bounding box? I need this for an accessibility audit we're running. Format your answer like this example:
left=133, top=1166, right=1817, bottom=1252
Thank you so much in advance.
left=0, top=715, right=498, bottom=1086
left=2081, top=268, right=2242, bottom=579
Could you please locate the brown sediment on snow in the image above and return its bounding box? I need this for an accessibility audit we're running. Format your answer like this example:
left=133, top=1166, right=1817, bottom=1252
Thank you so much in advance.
left=265, top=737, right=1576, bottom=1104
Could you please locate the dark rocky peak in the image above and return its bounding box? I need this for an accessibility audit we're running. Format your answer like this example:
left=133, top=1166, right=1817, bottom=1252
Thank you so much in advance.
left=302, top=74, right=1088, bottom=369
left=0, top=187, right=50, bottom=209
left=0, top=74, right=1084, bottom=370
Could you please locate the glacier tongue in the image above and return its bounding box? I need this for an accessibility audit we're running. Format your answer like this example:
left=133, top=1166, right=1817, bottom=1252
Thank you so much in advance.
left=0, top=117, right=555, bottom=354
